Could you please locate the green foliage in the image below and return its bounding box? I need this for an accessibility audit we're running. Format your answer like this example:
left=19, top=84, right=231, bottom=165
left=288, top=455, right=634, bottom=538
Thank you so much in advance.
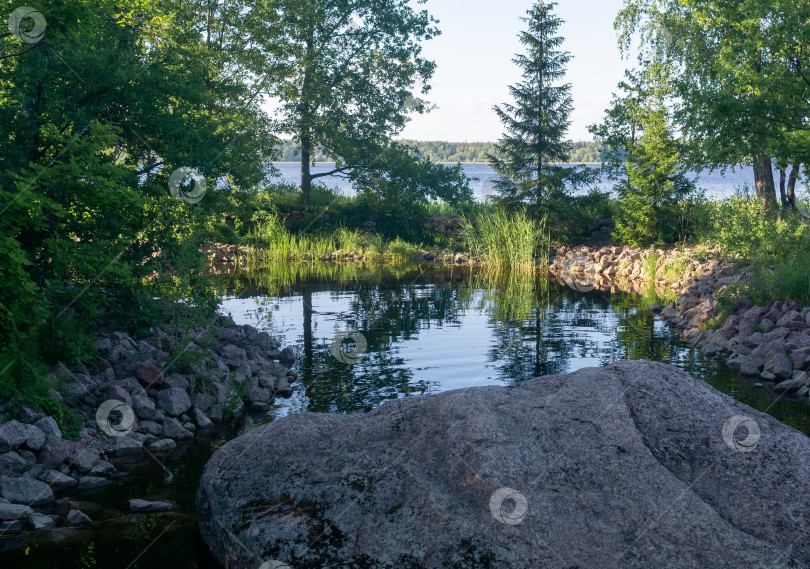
left=489, top=2, right=594, bottom=220
left=461, top=210, right=549, bottom=272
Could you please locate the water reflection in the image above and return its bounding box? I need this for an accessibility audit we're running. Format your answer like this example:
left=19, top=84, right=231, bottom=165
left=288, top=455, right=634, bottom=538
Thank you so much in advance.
left=218, top=263, right=810, bottom=434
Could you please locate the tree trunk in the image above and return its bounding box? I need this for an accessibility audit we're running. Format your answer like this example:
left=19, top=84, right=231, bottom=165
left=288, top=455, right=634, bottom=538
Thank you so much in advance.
left=752, top=154, right=776, bottom=206
left=301, top=130, right=312, bottom=203
left=778, top=169, right=787, bottom=207
left=787, top=164, right=800, bottom=209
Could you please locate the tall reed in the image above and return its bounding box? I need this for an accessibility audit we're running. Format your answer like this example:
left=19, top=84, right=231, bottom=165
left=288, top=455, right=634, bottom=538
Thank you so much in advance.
left=461, top=210, right=549, bottom=272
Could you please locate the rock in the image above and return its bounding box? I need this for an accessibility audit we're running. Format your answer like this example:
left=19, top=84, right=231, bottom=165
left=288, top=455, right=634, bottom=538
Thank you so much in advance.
left=247, top=384, right=271, bottom=405
left=147, top=438, right=176, bottom=454
left=162, top=418, right=193, bottom=440
left=739, top=353, right=766, bottom=376
left=138, top=420, right=162, bottom=436
left=164, top=374, right=190, bottom=391
left=278, top=346, right=295, bottom=366
left=28, top=512, right=56, bottom=530
left=77, top=477, right=112, bottom=492
left=192, top=393, right=213, bottom=413
left=274, top=376, right=294, bottom=398
left=115, top=436, right=143, bottom=458
left=40, top=469, right=78, bottom=490
left=157, top=388, right=192, bottom=416
left=193, top=408, right=213, bottom=429
left=0, top=476, right=55, bottom=507
left=37, top=439, right=81, bottom=469
left=218, top=344, right=247, bottom=362
left=0, top=452, right=28, bottom=477
left=763, top=349, right=793, bottom=380
left=0, top=503, right=32, bottom=521
left=136, top=362, right=163, bottom=387
left=129, top=499, right=173, bottom=513
left=774, top=378, right=805, bottom=393
left=132, top=395, right=156, bottom=420
left=0, top=421, right=29, bottom=453
left=89, top=461, right=115, bottom=477
left=33, top=417, right=62, bottom=440
left=71, top=448, right=100, bottom=474
left=198, top=361, right=810, bottom=569
left=66, top=509, right=92, bottom=527
left=19, top=424, right=45, bottom=452
left=0, top=519, right=23, bottom=530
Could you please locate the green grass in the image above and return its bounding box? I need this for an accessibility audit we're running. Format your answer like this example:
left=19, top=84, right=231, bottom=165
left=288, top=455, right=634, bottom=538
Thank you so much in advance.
left=461, top=209, right=549, bottom=272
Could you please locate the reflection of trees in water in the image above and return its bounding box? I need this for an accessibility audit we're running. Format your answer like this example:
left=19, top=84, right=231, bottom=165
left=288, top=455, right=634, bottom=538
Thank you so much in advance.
left=224, top=264, right=681, bottom=413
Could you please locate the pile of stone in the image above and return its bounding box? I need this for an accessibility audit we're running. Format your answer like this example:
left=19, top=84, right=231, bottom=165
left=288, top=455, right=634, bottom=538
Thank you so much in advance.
left=549, top=244, right=721, bottom=295
left=0, top=319, right=297, bottom=533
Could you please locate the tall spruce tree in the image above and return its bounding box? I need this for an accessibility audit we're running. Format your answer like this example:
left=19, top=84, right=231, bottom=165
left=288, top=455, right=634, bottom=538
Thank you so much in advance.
left=489, top=1, right=586, bottom=214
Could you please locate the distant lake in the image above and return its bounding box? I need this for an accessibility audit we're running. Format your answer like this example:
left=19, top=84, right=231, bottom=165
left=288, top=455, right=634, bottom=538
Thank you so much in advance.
left=272, top=162, right=787, bottom=201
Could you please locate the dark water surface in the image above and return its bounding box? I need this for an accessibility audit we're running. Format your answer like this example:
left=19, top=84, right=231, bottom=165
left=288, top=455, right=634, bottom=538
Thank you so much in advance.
left=4, top=264, right=809, bottom=568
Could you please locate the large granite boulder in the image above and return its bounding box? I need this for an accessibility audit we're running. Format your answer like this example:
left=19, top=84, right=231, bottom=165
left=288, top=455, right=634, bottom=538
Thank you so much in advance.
left=197, top=361, right=810, bottom=569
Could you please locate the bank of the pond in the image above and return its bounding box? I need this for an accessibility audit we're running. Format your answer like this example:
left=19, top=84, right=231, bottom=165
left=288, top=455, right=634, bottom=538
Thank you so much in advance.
left=0, top=317, right=298, bottom=540
left=549, top=244, right=810, bottom=405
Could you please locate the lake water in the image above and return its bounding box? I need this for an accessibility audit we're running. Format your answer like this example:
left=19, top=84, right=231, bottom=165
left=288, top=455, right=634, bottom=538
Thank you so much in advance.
left=4, top=265, right=809, bottom=568
left=272, top=162, right=789, bottom=201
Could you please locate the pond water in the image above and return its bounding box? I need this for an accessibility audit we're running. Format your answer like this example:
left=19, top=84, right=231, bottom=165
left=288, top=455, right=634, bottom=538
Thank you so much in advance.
left=4, top=264, right=809, bottom=568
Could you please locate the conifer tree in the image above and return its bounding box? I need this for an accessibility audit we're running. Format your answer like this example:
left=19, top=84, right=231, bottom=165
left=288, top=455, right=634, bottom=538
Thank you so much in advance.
left=489, top=1, right=586, bottom=214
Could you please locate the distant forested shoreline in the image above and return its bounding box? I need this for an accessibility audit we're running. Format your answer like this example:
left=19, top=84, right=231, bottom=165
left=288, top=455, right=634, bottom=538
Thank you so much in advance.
left=277, top=139, right=605, bottom=163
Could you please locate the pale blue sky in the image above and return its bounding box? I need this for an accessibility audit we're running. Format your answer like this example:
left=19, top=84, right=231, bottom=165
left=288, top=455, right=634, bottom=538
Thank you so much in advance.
left=398, top=0, right=628, bottom=142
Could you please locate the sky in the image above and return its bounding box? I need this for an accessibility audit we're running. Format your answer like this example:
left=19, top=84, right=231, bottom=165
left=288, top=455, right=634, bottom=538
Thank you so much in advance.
left=397, top=0, right=629, bottom=142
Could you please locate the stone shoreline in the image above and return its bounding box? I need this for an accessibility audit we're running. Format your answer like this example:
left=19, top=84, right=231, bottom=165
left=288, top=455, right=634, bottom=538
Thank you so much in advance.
left=0, top=317, right=298, bottom=541
left=549, top=244, right=810, bottom=404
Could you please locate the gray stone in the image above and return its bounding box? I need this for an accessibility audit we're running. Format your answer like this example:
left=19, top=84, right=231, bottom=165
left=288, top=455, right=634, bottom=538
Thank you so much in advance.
left=0, top=452, right=28, bottom=477
left=162, top=418, right=193, bottom=440
left=191, top=393, right=213, bottom=413
left=89, top=461, right=115, bottom=477
left=274, top=376, right=294, bottom=398
left=0, top=421, right=29, bottom=453
left=0, top=502, right=32, bottom=521
left=77, top=476, right=112, bottom=492
left=278, top=346, right=295, bottom=365
left=164, top=374, right=190, bottom=391
left=28, top=512, right=56, bottom=530
left=147, top=438, right=176, bottom=455
left=157, top=388, right=192, bottom=417
left=40, top=469, right=78, bottom=490
left=19, top=424, right=45, bottom=452
left=105, top=385, right=133, bottom=407
left=33, top=417, right=62, bottom=440
left=66, top=509, right=92, bottom=527
left=218, top=344, right=247, bottom=362
left=199, top=361, right=810, bottom=569
left=71, top=448, right=100, bottom=474
left=774, top=378, right=805, bottom=393
left=764, top=349, right=793, bottom=380
left=247, top=384, right=271, bottom=404
left=37, top=439, right=81, bottom=469
left=0, top=476, right=54, bottom=507
left=132, top=395, right=156, bottom=420
left=115, top=436, right=143, bottom=458
left=193, top=408, right=213, bottom=429
left=129, top=499, right=173, bottom=513
left=138, top=420, right=163, bottom=436
left=1, top=520, right=23, bottom=530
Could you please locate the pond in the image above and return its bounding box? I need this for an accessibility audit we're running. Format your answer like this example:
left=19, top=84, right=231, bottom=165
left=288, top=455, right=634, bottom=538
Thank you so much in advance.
left=3, top=264, right=809, bottom=568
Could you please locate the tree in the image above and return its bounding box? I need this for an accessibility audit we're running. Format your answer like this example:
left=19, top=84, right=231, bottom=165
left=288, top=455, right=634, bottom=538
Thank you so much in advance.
left=262, top=0, right=440, bottom=201
left=489, top=1, right=589, bottom=214
left=616, top=0, right=810, bottom=206
left=592, top=59, right=695, bottom=245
